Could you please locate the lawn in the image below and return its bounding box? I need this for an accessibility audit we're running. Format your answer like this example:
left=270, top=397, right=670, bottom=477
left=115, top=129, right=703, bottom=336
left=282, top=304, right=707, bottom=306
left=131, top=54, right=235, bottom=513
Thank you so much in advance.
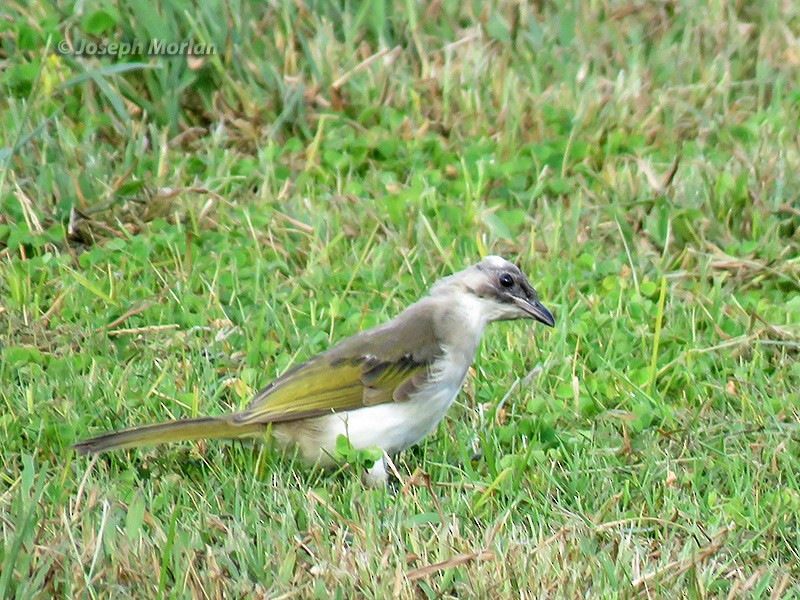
left=2, top=1, right=799, bottom=597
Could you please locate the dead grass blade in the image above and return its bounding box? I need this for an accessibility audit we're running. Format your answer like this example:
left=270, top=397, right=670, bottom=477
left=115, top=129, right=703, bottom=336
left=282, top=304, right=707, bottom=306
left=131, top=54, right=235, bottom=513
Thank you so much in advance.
left=406, top=549, right=495, bottom=582
left=632, top=524, right=734, bottom=592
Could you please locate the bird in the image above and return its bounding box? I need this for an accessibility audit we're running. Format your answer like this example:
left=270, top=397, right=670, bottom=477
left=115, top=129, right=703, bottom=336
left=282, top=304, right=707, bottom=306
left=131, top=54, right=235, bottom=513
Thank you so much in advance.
left=72, top=255, right=555, bottom=485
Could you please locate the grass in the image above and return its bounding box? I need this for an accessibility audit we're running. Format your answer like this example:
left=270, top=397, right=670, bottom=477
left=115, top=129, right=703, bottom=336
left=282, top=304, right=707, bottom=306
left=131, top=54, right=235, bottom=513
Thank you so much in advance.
left=2, top=0, right=800, bottom=596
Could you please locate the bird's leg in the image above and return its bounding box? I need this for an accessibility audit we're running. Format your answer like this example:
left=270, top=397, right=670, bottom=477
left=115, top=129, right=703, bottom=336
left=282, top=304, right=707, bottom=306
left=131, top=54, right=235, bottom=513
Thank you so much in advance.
left=362, top=455, right=388, bottom=487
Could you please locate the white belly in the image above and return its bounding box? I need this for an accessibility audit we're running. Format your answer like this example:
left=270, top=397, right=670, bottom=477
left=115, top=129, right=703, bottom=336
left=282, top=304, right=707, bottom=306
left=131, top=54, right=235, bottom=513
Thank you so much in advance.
left=272, top=381, right=462, bottom=466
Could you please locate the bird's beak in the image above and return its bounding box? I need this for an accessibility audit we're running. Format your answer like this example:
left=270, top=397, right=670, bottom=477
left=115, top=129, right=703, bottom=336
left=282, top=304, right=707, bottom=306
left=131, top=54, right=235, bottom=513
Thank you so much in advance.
left=515, top=297, right=556, bottom=327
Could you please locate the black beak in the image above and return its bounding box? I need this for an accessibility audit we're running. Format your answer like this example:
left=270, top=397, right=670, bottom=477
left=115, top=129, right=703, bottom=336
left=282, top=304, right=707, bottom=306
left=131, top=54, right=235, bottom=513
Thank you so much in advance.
left=515, top=297, right=555, bottom=327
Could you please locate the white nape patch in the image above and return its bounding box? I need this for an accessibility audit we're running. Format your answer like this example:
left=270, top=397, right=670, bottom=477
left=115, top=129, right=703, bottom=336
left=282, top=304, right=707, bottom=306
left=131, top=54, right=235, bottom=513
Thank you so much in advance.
left=481, top=255, right=513, bottom=269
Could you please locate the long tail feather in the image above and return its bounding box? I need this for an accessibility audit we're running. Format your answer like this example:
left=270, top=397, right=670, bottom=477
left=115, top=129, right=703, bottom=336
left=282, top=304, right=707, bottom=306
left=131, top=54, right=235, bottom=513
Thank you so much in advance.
left=70, top=416, right=265, bottom=455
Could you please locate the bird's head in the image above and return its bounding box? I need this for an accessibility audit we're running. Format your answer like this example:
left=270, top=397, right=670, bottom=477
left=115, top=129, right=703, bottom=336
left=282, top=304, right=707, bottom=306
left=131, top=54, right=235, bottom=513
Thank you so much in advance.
left=431, top=255, right=555, bottom=327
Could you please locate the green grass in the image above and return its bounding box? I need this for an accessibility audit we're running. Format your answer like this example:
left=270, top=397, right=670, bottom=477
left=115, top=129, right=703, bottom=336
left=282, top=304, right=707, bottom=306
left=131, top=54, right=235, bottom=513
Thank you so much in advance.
left=2, top=0, right=800, bottom=596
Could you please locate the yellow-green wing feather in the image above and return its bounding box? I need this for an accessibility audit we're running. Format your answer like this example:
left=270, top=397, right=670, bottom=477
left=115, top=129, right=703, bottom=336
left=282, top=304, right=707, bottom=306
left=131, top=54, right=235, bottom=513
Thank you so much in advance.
left=232, top=301, right=442, bottom=425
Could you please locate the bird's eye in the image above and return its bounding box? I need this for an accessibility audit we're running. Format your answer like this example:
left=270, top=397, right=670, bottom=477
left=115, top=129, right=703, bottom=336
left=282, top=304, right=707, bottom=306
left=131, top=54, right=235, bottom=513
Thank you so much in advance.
left=499, top=273, right=514, bottom=288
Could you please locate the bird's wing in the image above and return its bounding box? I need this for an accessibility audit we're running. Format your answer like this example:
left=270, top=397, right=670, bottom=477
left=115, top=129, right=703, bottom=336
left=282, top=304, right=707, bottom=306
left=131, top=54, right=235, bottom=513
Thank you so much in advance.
left=231, top=302, right=443, bottom=425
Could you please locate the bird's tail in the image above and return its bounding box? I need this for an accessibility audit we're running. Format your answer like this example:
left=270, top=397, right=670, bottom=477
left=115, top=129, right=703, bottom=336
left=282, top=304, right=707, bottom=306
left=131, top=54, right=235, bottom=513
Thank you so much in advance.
left=70, top=416, right=264, bottom=455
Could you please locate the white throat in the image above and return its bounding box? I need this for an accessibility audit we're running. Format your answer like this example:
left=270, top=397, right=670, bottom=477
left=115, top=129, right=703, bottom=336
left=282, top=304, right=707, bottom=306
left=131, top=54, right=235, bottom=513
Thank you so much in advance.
left=456, top=292, right=503, bottom=329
